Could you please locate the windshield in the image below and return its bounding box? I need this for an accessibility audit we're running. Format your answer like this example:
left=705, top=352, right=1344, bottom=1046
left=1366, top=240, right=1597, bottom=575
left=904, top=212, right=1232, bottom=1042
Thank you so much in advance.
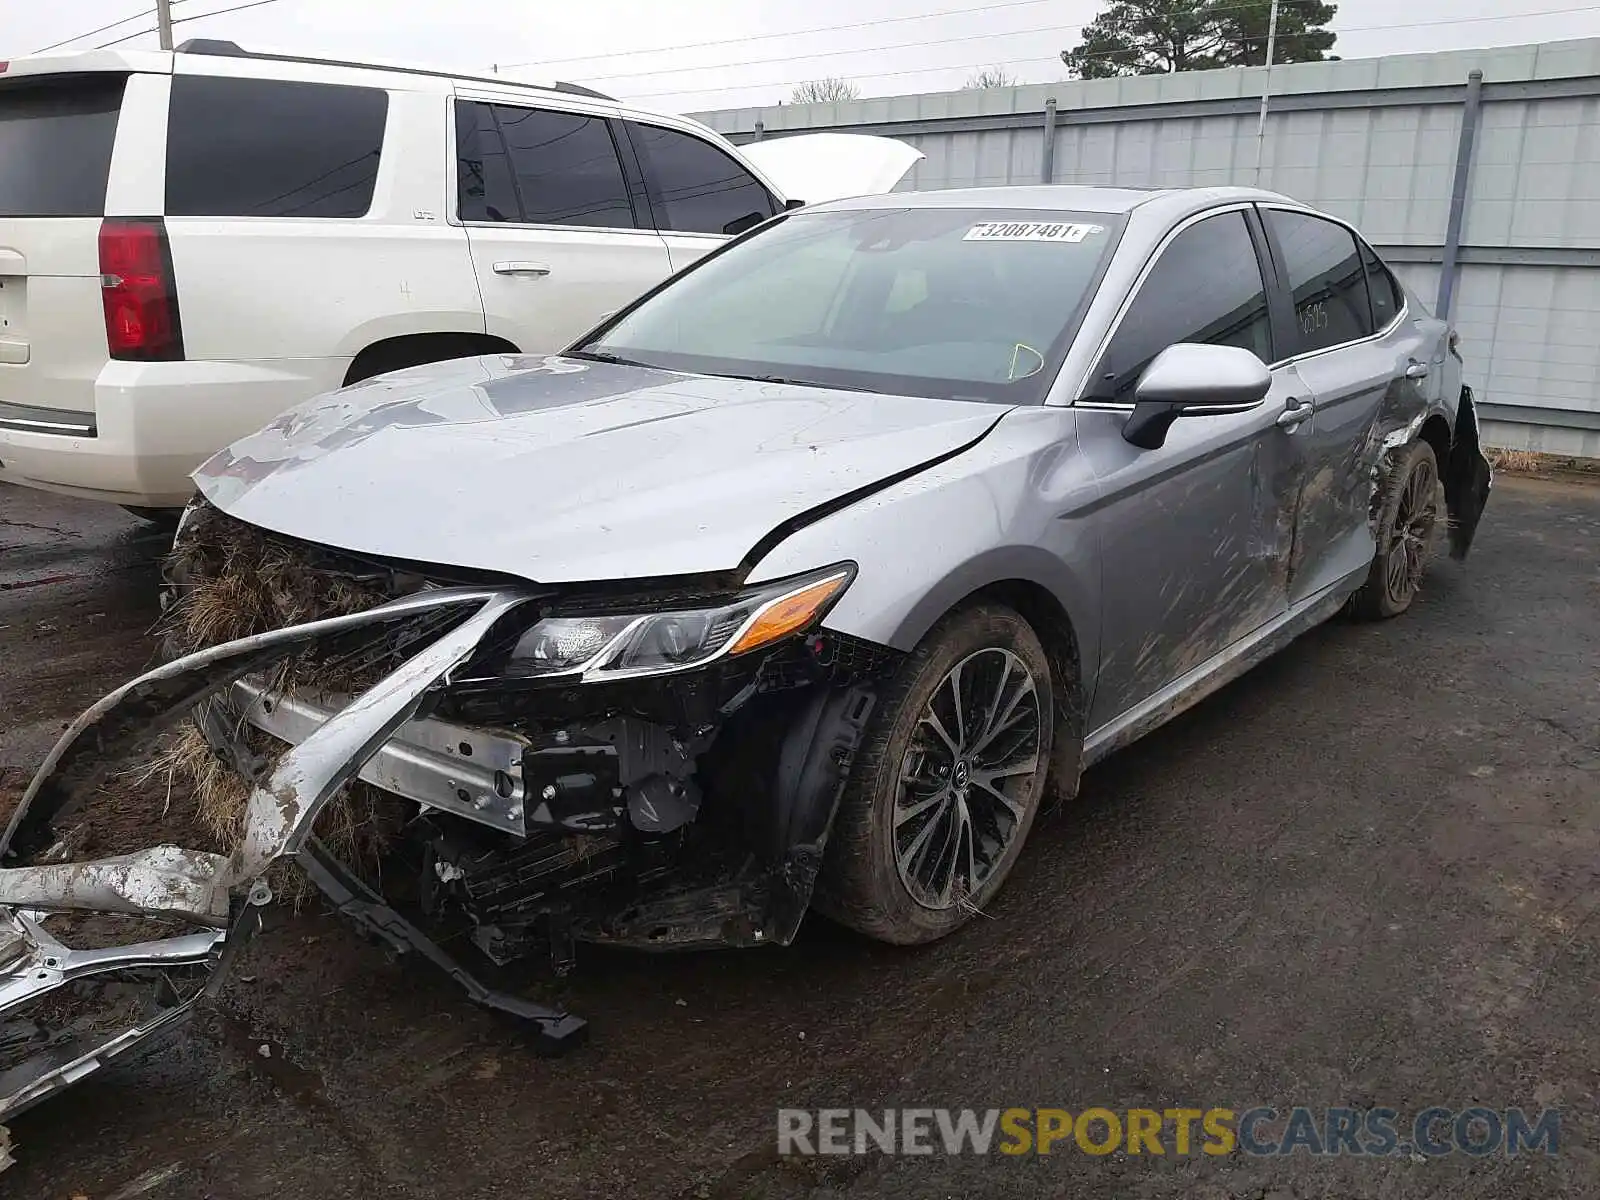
left=580, top=206, right=1123, bottom=404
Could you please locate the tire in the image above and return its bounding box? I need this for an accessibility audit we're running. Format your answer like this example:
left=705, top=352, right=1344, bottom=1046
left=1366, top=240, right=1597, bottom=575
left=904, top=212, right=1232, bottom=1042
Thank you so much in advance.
left=816, top=603, right=1055, bottom=945
left=1349, top=439, right=1441, bottom=621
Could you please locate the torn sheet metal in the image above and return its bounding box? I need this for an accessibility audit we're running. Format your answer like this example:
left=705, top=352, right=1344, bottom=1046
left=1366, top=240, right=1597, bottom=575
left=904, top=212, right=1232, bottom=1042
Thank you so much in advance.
left=0, top=586, right=555, bottom=1124
left=0, top=906, right=225, bottom=1121
left=0, top=847, right=230, bottom=925
left=224, top=590, right=528, bottom=885
left=3, top=586, right=510, bottom=862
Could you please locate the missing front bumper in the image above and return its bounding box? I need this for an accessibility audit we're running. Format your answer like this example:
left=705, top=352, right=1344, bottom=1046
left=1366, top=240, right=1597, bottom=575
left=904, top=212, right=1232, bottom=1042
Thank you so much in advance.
left=0, top=579, right=886, bottom=1124
left=0, top=586, right=592, bottom=1122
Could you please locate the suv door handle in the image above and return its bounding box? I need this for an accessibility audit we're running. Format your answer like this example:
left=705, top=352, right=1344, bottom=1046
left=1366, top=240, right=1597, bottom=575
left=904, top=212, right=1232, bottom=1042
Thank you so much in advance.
left=1277, top=397, right=1314, bottom=429
left=1405, top=361, right=1429, bottom=379
left=492, top=261, right=551, bottom=277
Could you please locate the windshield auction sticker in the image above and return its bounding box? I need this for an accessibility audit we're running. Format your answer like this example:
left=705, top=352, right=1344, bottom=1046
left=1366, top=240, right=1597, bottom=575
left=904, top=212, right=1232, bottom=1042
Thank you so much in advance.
left=964, top=221, right=1105, bottom=242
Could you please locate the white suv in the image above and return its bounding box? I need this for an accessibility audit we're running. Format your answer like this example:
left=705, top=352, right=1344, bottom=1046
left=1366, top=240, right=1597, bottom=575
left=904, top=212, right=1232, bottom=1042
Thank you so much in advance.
left=0, top=41, right=917, bottom=514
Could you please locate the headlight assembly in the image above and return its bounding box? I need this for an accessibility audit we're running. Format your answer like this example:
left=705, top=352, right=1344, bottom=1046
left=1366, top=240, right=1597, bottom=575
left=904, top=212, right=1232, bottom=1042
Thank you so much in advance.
left=505, top=565, right=854, bottom=681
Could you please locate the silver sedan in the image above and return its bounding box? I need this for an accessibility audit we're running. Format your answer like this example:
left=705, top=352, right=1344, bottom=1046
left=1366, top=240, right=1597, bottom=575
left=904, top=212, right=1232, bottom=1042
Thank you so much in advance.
left=1, top=185, right=1492, bottom=1088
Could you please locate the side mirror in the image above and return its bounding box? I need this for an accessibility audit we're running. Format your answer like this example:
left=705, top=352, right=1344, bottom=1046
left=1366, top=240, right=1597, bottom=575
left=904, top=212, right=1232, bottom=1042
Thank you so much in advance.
left=1122, top=343, right=1271, bottom=449
left=784, top=198, right=806, bottom=210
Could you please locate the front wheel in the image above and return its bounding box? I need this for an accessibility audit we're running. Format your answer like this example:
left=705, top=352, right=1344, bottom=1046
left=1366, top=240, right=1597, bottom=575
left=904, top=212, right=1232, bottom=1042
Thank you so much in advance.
left=816, top=603, right=1055, bottom=945
left=1350, top=439, right=1441, bottom=620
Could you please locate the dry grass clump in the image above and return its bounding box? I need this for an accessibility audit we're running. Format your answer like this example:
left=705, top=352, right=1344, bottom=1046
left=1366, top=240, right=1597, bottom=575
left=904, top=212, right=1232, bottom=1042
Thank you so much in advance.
left=1486, top=447, right=1600, bottom=477
left=162, top=501, right=391, bottom=661
left=135, top=722, right=404, bottom=902
left=1488, top=448, right=1548, bottom=474
left=147, top=502, right=415, bottom=896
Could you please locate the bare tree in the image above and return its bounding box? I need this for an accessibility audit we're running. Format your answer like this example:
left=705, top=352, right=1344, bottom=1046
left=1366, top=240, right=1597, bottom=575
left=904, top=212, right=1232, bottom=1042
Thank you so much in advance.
left=963, top=66, right=1016, bottom=89
left=790, top=76, right=861, bottom=104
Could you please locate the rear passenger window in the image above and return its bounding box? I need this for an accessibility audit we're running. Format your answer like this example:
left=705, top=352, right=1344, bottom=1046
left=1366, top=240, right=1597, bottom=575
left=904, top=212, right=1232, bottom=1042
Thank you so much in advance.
left=1090, top=210, right=1272, bottom=402
left=492, top=105, right=634, bottom=228
left=625, top=123, right=775, bottom=236
left=1359, top=239, right=1405, bottom=329
left=1265, top=210, right=1374, bottom=353
left=455, top=101, right=521, bottom=223
left=166, top=76, right=387, bottom=218
left=0, top=75, right=126, bottom=217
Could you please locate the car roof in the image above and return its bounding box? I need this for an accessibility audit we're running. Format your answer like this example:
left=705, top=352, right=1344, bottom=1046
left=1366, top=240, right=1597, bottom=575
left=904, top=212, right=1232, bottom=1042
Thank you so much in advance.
left=814, top=184, right=1296, bottom=217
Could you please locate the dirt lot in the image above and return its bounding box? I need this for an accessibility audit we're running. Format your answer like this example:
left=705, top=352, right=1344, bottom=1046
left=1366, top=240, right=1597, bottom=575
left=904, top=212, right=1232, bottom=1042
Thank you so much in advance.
left=2, top=475, right=1598, bottom=1199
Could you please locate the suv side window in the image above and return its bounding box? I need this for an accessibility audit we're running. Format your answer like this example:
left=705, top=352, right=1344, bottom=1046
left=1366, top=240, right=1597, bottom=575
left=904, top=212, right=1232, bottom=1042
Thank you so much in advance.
left=624, top=122, right=776, bottom=236
left=1358, top=238, right=1405, bottom=330
left=1089, top=210, right=1272, bottom=402
left=454, top=101, right=635, bottom=229
left=166, top=76, right=387, bottom=218
left=454, top=101, right=521, bottom=223
left=1265, top=210, right=1374, bottom=354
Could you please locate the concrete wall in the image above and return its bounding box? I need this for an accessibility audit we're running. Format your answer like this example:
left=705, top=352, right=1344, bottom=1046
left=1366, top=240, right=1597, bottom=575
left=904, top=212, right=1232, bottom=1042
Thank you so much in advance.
left=695, top=39, right=1600, bottom=456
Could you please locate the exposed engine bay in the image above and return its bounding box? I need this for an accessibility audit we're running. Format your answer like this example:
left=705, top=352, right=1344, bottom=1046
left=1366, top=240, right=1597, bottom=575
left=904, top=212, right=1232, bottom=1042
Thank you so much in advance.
left=0, top=500, right=900, bottom=1117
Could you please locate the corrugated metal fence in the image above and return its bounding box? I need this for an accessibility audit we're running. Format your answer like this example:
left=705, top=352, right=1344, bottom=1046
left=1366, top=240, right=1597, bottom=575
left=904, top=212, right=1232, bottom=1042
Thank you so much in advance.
left=695, top=38, right=1600, bottom=457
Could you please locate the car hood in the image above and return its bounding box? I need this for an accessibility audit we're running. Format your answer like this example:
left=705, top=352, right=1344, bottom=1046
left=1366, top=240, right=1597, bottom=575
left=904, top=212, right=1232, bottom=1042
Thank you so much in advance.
left=738, top=133, right=923, bottom=204
left=194, top=355, right=1003, bottom=583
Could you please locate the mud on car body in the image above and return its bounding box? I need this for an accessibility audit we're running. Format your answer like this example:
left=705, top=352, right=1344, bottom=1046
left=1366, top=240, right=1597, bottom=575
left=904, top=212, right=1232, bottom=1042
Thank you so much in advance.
left=0, top=185, right=1491, bottom=1123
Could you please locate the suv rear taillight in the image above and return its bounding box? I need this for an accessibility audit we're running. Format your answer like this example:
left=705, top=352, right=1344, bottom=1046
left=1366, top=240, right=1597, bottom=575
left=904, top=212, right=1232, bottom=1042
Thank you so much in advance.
left=98, top=218, right=184, bottom=361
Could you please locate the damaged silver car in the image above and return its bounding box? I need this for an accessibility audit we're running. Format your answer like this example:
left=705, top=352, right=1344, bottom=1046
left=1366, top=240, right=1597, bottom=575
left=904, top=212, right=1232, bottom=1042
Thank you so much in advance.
left=0, top=186, right=1492, bottom=1115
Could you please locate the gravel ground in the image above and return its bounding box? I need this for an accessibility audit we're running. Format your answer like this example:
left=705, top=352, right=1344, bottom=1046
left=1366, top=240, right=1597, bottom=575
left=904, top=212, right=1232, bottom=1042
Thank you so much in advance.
left=1, top=474, right=1597, bottom=1199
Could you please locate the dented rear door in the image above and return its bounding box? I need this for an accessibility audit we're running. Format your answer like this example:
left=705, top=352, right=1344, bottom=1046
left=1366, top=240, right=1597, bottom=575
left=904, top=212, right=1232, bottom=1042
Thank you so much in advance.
left=1259, top=207, right=1435, bottom=605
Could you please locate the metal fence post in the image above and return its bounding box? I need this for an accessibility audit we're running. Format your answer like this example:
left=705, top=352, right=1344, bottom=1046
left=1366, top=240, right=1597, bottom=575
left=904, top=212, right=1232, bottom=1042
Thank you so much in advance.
left=1436, top=69, right=1484, bottom=321
left=1041, top=98, right=1058, bottom=184
left=753, top=119, right=765, bottom=142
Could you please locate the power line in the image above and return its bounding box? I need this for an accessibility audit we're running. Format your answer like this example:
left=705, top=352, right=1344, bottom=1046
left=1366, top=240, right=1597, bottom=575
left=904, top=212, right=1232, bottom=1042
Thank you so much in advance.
left=617, top=3, right=1600, bottom=101
left=496, top=0, right=1068, bottom=72
left=32, top=8, right=155, bottom=54
left=569, top=0, right=1320, bottom=85
left=579, top=20, right=1084, bottom=86
left=29, top=0, right=208, bottom=54
left=94, top=0, right=288, bottom=49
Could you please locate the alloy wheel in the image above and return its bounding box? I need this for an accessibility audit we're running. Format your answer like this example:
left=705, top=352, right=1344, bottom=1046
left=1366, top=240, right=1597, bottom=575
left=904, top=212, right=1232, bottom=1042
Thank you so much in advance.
left=1385, top=455, right=1439, bottom=606
left=892, top=648, right=1043, bottom=911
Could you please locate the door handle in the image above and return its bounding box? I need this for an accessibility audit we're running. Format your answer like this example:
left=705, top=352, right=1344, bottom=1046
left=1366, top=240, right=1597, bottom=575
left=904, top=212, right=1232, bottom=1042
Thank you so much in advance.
left=1405, top=361, right=1430, bottom=379
left=492, top=261, right=551, bottom=277
left=1276, top=397, right=1314, bottom=430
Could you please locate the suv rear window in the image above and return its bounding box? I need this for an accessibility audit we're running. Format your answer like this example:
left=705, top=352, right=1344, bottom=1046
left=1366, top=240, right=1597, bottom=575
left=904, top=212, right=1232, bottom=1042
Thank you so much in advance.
left=0, top=75, right=126, bottom=217
left=165, top=76, right=388, bottom=218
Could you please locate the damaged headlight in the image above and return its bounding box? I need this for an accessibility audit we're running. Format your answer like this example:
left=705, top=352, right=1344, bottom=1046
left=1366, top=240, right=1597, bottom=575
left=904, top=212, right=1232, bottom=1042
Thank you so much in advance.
left=507, top=565, right=853, bottom=681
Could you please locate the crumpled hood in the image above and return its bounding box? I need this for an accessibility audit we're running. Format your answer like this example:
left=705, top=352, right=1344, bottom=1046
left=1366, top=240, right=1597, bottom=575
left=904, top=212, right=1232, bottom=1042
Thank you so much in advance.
left=194, top=355, right=1004, bottom=583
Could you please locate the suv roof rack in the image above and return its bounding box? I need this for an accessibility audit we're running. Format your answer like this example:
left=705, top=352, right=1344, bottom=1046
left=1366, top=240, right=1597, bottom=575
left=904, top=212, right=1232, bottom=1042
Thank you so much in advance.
left=171, top=39, right=617, bottom=102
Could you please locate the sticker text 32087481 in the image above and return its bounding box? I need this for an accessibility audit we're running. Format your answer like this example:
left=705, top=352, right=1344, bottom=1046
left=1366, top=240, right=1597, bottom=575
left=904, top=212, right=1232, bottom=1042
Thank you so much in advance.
left=964, top=222, right=1105, bottom=243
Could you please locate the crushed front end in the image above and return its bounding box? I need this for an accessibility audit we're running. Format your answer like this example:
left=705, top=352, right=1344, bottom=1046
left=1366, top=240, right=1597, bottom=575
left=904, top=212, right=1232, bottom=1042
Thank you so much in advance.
left=0, top=501, right=899, bottom=1119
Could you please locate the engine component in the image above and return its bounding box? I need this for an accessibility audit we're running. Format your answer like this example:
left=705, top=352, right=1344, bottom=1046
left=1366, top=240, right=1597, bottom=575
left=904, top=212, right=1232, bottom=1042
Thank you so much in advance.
left=521, top=717, right=705, bottom=835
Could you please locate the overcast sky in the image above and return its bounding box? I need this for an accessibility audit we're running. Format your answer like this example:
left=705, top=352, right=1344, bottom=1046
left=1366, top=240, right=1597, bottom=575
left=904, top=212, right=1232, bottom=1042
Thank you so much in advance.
left=8, top=0, right=1600, bottom=112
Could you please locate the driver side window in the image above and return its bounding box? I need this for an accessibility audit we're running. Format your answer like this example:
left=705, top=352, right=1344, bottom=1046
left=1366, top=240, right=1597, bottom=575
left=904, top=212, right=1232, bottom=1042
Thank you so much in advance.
left=1089, top=210, right=1272, bottom=402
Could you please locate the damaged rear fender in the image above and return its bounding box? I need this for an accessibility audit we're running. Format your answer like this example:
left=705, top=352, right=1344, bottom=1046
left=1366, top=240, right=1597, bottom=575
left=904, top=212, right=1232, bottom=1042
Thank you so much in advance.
left=1443, top=385, right=1493, bottom=560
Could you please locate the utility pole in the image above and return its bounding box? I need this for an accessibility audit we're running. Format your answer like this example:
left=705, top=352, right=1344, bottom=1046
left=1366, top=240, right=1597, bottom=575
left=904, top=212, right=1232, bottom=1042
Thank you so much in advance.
left=156, top=0, right=175, bottom=50
left=1252, top=0, right=1280, bottom=184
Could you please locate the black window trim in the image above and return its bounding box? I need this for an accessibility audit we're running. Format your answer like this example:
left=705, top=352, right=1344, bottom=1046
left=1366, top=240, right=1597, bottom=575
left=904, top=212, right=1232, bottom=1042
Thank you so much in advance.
left=1255, top=202, right=1408, bottom=365
left=1355, top=231, right=1406, bottom=333
left=450, top=97, right=650, bottom=234
left=1073, top=202, right=1278, bottom=410
left=619, top=117, right=778, bottom=238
